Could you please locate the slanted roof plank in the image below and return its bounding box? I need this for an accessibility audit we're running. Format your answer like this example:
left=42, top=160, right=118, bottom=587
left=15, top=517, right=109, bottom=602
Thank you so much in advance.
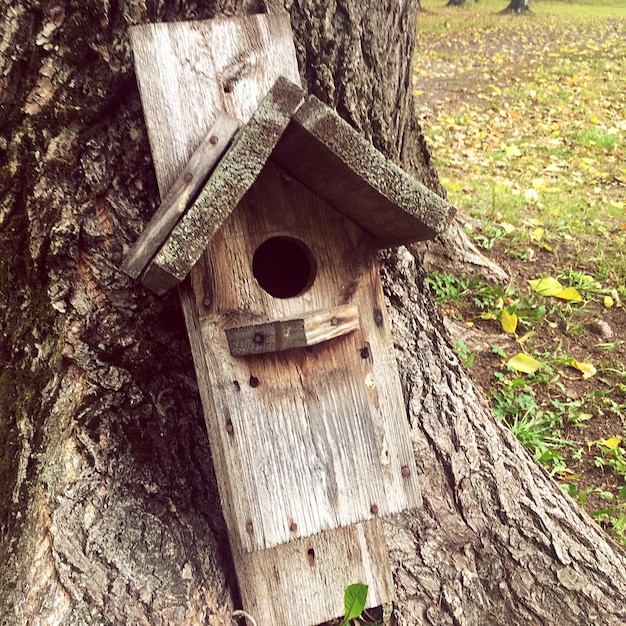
left=122, top=111, right=239, bottom=280
left=271, top=95, right=456, bottom=247
left=140, top=77, right=306, bottom=294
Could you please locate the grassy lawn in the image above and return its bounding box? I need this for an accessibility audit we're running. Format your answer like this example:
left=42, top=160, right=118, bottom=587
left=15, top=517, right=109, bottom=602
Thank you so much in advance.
left=415, top=0, right=626, bottom=544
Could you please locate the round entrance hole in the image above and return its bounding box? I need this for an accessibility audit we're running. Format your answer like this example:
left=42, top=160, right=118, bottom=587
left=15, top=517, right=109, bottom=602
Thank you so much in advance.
left=252, top=237, right=317, bottom=299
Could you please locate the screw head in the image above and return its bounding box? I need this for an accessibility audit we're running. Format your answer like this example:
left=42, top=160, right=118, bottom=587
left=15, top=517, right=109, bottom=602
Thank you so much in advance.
left=209, top=135, right=219, bottom=145
left=253, top=333, right=264, bottom=345
left=330, top=317, right=339, bottom=326
left=183, top=172, right=193, bottom=183
left=289, top=521, right=298, bottom=532
left=401, top=465, right=411, bottom=478
left=245, top=520, right=254, bottom=534
left=370, top=503, right=379, bottom=515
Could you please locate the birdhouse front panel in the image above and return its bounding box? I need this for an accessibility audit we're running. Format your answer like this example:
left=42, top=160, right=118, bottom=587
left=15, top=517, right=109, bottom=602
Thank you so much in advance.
left=181, top=159, right=421, bottom=552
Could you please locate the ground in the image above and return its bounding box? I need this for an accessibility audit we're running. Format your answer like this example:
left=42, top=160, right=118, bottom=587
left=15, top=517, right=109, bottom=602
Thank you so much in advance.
left=414, top=0, right=626, bottom=544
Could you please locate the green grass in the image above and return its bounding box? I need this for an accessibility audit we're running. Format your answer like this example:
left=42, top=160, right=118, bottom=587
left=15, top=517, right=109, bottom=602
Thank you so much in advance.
left=417, top=0, right=626, bottom=544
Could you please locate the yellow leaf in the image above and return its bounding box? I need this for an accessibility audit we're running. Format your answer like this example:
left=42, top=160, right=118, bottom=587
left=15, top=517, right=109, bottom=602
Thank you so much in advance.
left=604, top=296, right=614, bottom=308
left=555, top=287, right=583, bottom=302
left=517, top=331, right=535, bottom=344
left=531, top=227, right=544, bottom=243
left=505, top=144, right=522, bottom=157
left=602, top=436, right=622, bottom=450
left=570, top=358, right=597, bottom=379
left=529, top=277, right=563, bottom=296
left=500, top=309, right=518, bottom=334
left=507, top=353, right=543, bottom=374
left=610, top=288, right=622, bottom=306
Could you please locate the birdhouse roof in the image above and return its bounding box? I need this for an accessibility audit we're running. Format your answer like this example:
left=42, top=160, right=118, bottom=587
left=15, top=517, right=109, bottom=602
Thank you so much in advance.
left=124, top=77, right=456, bottom=294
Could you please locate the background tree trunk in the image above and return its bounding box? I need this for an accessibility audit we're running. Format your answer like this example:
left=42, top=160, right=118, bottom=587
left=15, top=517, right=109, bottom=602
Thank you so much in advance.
left=1, top=1, right=625, bottom=626
left=503, top=0, right=531, bottom=13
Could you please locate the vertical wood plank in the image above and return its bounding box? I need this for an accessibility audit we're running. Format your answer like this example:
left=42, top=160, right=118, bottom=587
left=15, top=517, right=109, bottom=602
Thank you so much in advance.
left=185, top=161, right=421, bottom=553
left=131, top=14, right=398, bottom=625
left=130, top=13, right=300, bottom=195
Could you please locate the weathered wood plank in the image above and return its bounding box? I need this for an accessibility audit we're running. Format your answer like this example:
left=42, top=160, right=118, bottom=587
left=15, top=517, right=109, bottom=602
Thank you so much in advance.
left=271, top=95, right=457, bottom=247
left=225, top=304, right=359, bottom=356
left=131, top=14, right=398, bottom=625
left=141, top=77, right=305, bottom=294
left=186, top=161, right=421, bottom=554
left=129, top=14, right=300, bottom=195
left=232, top=518, right=394, bottom=626
left=122, top=112, right=239, bottom=279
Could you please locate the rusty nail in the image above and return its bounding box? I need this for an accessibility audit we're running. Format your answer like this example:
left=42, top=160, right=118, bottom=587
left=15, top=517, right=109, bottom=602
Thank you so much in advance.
left=330, top=317, right=339, bottom=326
left=370, top=503, right=379, bottom=515
left=401, top=465, right=411, bottom=478
left=183, top=172, right=193, bottom=183
left=249, top=375, right=259, bottom=388
left=289, top=520, right=298, bottom=532
left=245, top=520, right=254, bottom=534
left=209, top=135, right=219, bottom=145
left=253, top=333, right=264, bottom=344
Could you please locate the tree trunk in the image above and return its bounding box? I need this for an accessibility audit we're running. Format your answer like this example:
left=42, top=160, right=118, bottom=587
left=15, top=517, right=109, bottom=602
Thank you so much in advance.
left=1, top=2, right=625, bottom=626
left=503, top=0, right=530, bottom=13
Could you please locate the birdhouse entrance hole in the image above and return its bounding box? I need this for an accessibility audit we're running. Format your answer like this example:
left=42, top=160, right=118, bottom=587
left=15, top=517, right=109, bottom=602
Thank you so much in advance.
left=252, top=236, right=317, bottom=298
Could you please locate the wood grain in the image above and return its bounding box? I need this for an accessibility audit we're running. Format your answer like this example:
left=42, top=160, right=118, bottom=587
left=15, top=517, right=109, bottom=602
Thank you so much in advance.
left=129, top=14, right=300, bottom=195
left=271, top=95, right=457, bottom=247
left=185, top=161, right=421, bottom=553
left=225, top=303, right=359, bottom=356
left=141, top=78, right=305, bottom=294
left=122, top=112, right=239, bottom=279
left=131, top=14, right=401, bottom=625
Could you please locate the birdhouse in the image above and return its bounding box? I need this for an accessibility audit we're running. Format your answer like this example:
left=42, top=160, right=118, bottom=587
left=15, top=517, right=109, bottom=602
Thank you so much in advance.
left=124, top=14, right=455, bottom=626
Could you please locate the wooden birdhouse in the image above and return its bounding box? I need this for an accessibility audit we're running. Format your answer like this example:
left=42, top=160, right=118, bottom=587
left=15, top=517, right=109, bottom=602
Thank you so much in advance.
left=124, top=13, right=455, bottom=626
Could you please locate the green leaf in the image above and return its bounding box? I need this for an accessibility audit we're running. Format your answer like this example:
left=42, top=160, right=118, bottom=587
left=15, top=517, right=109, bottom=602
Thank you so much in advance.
left=341, top=584, right=368, bottom=626
left=506, top=353, right=543, bottom=374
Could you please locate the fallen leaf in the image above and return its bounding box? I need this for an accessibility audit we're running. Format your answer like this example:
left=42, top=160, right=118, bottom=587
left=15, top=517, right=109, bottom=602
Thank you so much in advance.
left=500, top=308, right=518, bottom=334
left=507, top=353, right=543, bottom=374
left=602, top=436, right=622, bottom=450
left=525, top=188, right=539, bottom=202
left=570, top=358, right=597, bottom=379
left=529, top=276, right=563, bottom=296
left=531, top=227, right=545, bottom=243
left=555, top=287, right=583, bottom=302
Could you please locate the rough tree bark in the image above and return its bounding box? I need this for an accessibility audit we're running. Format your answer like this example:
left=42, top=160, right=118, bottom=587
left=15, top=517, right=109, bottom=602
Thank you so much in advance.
left=1, top=1, right=625, bottom=626
left=503, top=0, right=531, bottom=13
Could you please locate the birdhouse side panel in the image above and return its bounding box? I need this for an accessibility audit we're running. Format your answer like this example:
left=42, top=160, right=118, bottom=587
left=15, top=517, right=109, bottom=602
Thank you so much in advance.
left=182, top=161, right=421, bottom=552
